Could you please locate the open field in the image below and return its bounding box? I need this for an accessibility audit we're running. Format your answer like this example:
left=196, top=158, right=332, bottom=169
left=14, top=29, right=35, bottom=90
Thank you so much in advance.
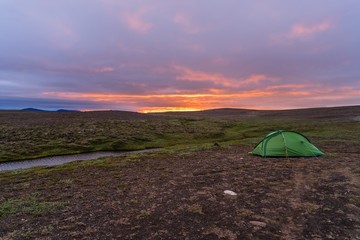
left=1, top=106, right=360, bottom=163
left=0, top=106, right=360, bottom=239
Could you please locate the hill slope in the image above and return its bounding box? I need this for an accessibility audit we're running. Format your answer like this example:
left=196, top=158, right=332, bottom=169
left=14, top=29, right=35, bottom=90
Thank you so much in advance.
left=150, top=105, right=360, bottom=120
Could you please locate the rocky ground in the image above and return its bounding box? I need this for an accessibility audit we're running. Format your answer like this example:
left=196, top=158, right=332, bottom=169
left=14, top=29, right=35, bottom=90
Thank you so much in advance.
left=1, top=143, right=359, bottom=239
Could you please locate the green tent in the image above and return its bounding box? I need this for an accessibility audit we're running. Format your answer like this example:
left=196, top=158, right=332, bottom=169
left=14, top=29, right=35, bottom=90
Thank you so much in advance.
left=252, top=130, right=324, bottom=157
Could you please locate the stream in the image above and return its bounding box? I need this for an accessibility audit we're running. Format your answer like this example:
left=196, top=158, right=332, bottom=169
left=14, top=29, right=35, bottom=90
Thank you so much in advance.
left=0, top=149, right=158, bottom=171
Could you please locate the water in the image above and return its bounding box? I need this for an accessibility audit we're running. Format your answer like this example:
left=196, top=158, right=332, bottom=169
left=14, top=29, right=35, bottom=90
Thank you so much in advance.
left=0, top=149, right=158, bottom=171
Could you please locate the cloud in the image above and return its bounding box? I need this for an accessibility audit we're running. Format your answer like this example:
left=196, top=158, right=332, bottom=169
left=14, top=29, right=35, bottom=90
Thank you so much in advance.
left=173, top=12, right=202, bottom=34
left=90, top=67, right=114, bottom=73
left=173, top=65, right=276, bottom=88
left=122, top=7, right=152, bottom=34
left=38, top=82, right=360, bottom=112
left=44, top=65, right=115, bottom=75
left=2, top=1, right=359, bottom=111
left=272, top=20, right=332, bottom=44
left=0, top=96, right=107, bottom=111
left=174, top=65, right=236, bottom=87
left=287, top=21, right=332, bottom=39
left=52, top=22, right=78, bottom=46
left=242, top=75, right=275, bottom=85
left=19, top=62, right=115, bottom=75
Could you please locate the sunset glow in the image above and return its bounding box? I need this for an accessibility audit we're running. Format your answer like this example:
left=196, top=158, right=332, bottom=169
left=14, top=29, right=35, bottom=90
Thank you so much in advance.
left=0, top=1, right=359, bottom=111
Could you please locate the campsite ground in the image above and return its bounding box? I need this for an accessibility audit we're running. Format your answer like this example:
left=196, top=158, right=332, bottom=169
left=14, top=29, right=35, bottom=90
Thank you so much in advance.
left=0, top=106, right=360, bottom=239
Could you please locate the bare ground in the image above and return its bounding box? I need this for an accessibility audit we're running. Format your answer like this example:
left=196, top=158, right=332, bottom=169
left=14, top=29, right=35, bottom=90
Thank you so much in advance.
left=0, top=143, right=359, bottom=240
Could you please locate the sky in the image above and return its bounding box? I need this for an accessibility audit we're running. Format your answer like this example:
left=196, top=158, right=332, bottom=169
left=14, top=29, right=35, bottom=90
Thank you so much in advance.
left=0, top=0, right=359, bottom=112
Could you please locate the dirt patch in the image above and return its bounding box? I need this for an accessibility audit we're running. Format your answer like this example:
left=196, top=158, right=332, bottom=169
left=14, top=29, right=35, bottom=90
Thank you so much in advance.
left=0, top=145, right=359, bottom=239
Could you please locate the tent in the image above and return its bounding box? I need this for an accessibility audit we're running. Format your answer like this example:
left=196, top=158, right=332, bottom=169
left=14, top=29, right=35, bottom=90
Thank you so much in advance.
left=252, top=130, right=324, bottom=157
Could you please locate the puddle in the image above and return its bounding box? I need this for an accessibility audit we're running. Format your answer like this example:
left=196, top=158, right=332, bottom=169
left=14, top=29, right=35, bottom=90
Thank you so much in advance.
left=0, top=149, right=158, bottom=171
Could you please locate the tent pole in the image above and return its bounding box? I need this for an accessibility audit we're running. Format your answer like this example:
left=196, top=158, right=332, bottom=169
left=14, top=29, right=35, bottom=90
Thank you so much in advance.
left=281, top=132, right=289, bottom=158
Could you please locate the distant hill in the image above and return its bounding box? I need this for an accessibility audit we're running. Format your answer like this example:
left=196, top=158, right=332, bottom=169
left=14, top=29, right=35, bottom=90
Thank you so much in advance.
left=4, top=105, right=359, bottom=120
left=21, top=108, right=79, bottom=112
left=150, top=105, right=360, bottom=120
left=56, top=109, right=80, bottom=112
left=21, top=108, right=47, bottom=112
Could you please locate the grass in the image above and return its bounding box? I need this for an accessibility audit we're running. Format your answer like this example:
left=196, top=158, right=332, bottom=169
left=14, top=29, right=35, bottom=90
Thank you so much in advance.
left=0, top=113, right=227, bottom=162
left=1, top=110, right=359, bottom=163
left=0, top=195, right=66, bottom=218
left=59, top=179, right=74, bottom=185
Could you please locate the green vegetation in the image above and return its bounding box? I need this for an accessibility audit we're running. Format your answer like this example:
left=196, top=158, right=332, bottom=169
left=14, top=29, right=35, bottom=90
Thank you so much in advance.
left=59, top=179, right=74, bottom=185
left=138, top=210, right=151, bottom=218
left=0, top=194, right=66, bottom=218
left=0, top=110, right=359, bottom=162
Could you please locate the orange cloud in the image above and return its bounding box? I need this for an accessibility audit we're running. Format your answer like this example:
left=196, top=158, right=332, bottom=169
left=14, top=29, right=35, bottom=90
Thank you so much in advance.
left=39, top=90, right=286, bottom=112
left=123, top=7, right=152, bottom=34
left=42, top=85, right=359, bottom=112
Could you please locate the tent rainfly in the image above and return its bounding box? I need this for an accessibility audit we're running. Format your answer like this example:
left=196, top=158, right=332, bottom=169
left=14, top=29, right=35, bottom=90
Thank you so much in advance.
left=251, top=130, right=324, bottom=157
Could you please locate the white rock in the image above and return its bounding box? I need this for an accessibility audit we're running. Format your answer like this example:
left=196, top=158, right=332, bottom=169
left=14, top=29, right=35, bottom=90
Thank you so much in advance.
left=224, top=190, right=237, bottom=196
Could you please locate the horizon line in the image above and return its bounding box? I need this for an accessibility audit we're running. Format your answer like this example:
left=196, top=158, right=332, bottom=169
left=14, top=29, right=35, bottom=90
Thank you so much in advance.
left=1, top=104, right=359, bottom=114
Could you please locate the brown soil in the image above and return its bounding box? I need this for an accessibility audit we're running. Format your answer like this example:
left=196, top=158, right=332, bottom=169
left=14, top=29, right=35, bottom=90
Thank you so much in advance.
left=0, top=143, right=359, bottom=239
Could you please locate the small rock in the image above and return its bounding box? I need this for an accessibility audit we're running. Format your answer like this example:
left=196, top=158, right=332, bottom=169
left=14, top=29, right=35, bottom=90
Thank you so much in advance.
left=224, top=190, right=237, bottom=196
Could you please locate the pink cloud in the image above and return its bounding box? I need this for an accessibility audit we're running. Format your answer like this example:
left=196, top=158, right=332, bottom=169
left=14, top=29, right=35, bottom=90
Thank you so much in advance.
left=266, top=84, right=314, bottom=90
left=174, top=65, right=236, bottom=87
left=173, top=65, right=275, bottom=88
left=242, top=74, right=277, bottom=84
left=287, top=21, right=332, bottom=39
left=173, top=13, right=202, bottom=34
left=90, top=67, right=114, bottom=73
left=123, top=7, right=152, bottom=34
